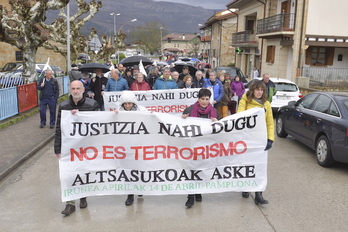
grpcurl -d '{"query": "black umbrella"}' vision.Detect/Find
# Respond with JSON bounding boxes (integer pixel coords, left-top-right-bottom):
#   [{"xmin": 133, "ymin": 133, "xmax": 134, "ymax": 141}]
[
  {"xmin": 78, "ymin": 63, "xmax": 110, "ymax": 73},
  {"xmin": 174, "ymin": 63, "xmax": 197, "ymax": 76},
  {"xmin": 119, "ymin": 56, "xmax": 153, "ymax": 67}
]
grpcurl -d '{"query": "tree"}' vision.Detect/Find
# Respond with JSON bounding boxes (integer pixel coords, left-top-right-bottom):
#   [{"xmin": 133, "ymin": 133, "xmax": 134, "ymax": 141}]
[
  {"xmin": 129, "ymin": 21, "xmax": 165, "ymax": 55},
  {"xmin": 0, "ymin": 0, "xmax": 101, "ymax": 83},
  {"xmin": 41, "ymin": 0, "xmax": 102, "ymax": 64}
]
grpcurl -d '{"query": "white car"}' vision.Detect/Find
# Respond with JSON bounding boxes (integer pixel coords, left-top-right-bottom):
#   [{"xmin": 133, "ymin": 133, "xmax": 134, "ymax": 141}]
[{"xmin": 245, "ymin": 78, "xmax": 303, "ymax": 111}]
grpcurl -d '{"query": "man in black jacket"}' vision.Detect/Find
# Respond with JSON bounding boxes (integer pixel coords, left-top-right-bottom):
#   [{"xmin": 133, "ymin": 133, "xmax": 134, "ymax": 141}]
[
  {"xmin": 37, "ymin": 70, "xmax": 59, "ymax": 128},
  {"xmin": 54, "ymin": 80, "xmax": 99, "ymax": 216}
]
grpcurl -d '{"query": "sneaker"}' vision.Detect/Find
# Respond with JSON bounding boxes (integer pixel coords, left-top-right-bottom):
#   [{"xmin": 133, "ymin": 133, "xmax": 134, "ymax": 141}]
[
  {"xmin": 39, "ymin": 124, "xmax": 45, "ymax": 128},
  {"xmin": 50, "ymin": 125, "xmax": 55, "ymax": 129}
]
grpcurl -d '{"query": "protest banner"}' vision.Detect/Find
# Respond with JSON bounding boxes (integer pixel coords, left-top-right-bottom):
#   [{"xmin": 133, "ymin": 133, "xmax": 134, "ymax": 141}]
[
  {"xmin": 59, "ymin": 107, "xmax": 268, "ymax": 201},
  {"xmin": 103, "ymin": 88, "xmax": 212, "ymax": 113}
]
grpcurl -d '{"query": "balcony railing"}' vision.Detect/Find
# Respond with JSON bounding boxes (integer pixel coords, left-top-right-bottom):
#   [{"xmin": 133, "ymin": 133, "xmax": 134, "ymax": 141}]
[
  {"xmin": 232, "ymin": 30, "xmax": 256, "ymax": 44},
  {"xmin": 257, "ymin": 13, "xmax": 295, "ymax": 34},
  {"xmin": 302, "ymin": 67, "xmax": 348, "ymax": 88}
]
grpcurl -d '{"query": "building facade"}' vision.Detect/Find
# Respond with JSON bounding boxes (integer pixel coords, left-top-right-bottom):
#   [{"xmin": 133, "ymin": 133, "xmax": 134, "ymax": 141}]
[
  {"xmin": 200, "ymin": 10, "xmax": 237, "ymax": 68},
  {"xmin": 162, "ymin": 33, "xmax": 201, "ymax": 57},
  {"xmin": 226, "ymin": 0, "xmax": 348, "ymax": 87}
]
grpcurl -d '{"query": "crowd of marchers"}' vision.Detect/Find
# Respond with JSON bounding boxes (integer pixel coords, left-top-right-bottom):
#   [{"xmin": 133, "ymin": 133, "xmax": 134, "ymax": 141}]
[{"xmin": 36, "ymin": 59, "xmax": 276, "ymax": 216}]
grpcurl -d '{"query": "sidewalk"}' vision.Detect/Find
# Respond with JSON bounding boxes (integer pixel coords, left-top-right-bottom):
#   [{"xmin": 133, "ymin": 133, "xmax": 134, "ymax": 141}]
[{"xmin": 0, "ymin": 109, "xmax": 55, "ymax": 181}]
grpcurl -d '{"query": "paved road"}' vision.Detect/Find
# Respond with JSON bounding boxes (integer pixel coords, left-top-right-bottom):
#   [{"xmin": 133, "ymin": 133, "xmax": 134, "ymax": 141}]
[{"xmin": 1, "ymin": 135, "xmax": 348, "ymax": 231}]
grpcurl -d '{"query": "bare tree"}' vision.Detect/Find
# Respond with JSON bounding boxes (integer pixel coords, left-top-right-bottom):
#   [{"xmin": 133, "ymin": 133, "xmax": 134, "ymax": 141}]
[
  {"xmin": 41, "ymin": 0, "xmax": 102, "ymax": 63},
  {"xmin": 129, "ymin": 22, "xmax": 165, "ymax": 55},
  {"xmin": 0, "ymin": 0, "xmax": 101, "ymax": 83}
]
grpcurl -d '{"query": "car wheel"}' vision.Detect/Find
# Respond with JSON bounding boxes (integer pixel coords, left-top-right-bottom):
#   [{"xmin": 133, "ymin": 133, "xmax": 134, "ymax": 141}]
[
  {"xmin": 316, "ymin": 135, "xmax": 334, "ymax": 167},
  {"xmin": 276, "ymin": 114, "xmax": 288, "ymax": 138}
]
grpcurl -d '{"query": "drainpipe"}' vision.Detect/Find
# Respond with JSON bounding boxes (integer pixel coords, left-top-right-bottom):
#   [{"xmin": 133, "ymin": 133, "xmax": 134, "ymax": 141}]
[
  {"xmin": 228, "ymin": 9, "xmax": 238, "ymax": 67},
  {"xmin": 297, "ymin": 0, "xmax": 306, "ymax": 77},
  {"xmin": 256, "ymin": 0, "xmax": 267, "ymax": 75}
]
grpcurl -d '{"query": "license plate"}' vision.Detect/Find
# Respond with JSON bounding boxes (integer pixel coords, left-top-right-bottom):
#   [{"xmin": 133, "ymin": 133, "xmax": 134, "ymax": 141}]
[{"xmin": 277, "ymin": 96, "xmax": 289, "ymax": 100}]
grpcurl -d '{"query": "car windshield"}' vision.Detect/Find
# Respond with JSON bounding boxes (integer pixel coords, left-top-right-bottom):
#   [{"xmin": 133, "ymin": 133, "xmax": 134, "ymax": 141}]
[{"xmin": 275, "ymin": 82, "xmax": 298, "ymax": 92}]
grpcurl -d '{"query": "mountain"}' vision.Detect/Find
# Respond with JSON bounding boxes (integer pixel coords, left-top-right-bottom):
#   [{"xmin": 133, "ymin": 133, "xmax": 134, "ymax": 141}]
[{"xmin": 68, "ymin": 0, "xmax": 218, "ymax": 36}]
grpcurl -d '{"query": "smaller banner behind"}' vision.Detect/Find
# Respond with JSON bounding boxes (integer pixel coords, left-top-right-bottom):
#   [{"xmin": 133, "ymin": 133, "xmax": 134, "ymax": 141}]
[
  {"xmin": 103, "ymin": 88, "xmax": 213, "ymax": 113},
  {"xmin": 59, "ymin": 107, "xmax": 268, "ymax": 201}
]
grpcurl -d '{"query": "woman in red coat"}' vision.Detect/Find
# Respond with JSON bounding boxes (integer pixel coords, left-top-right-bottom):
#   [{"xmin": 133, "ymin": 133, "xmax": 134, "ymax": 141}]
[{"xmin": 130, "ymin": 72, "xmax": 151, "ymax": 91}]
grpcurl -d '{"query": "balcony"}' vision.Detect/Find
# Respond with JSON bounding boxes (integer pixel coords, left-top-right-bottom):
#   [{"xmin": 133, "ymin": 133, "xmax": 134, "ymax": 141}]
[
  {"xmin": 232, "ymin": 30, "xmax": 257, "ymax": 47},
  {"xmin": 257, "ymin": 13, "xmax": 295, "ymax": 38}
]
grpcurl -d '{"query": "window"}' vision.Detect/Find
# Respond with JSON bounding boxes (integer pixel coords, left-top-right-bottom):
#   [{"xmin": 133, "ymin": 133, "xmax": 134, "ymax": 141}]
[
  {"xmin": 15, "ymin": 51, "xmax": 23, "ymax": 61},
  {"xmin": 312, "ymin": 95, "xmax": 331, "ymax": 113},
  {"xmin": 266, "ymin": 46, "xmax": 275, "ymax": 63},
  {"xmin": 305, "ymin": 46, "xmax": 334, "ymax": 66},
  {"xmin": 299, "ymin": 93, "xmax": 318, "ymax": 109}
]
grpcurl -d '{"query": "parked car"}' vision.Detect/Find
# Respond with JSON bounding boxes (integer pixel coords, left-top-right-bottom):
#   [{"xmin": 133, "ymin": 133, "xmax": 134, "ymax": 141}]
[
  {"xmin": 245, "ymin": 78, "xmax": 303, "ymax": 112},
  {"xmin": 1, "ymin": 62, "xmax": 23, "ymax": 72},
  {"xmin": 213, "ymin": 67, "xmax": 248, "ymax": 83},
  {"xmin": 51, "ymin": 65, "xmax": 65, "ymax": 77},
  {"xmin": 275, "ymin": 91, "xmax": 348, "ymax": 167},
  {"xmin": 0, "ymin": 63, "xmax": 53, "ymax": 88}
]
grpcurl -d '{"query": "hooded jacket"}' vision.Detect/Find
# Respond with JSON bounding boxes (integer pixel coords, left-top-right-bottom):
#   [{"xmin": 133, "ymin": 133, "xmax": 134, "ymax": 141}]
[{"xmin": 118, "ymin": 91, "xmax": 147, "ymax": 111}]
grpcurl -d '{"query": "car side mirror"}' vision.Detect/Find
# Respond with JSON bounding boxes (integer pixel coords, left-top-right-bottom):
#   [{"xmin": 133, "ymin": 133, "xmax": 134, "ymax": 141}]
[{"xmin": 288, "ymin": 101, "xmax": 297, "ymax": 106}]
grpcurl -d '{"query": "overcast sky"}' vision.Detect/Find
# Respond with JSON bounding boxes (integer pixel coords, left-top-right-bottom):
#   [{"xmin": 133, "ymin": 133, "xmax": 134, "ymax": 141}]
[{"xmin": 152, "ymin": 0, "xmax": 229, "ymax": 10}]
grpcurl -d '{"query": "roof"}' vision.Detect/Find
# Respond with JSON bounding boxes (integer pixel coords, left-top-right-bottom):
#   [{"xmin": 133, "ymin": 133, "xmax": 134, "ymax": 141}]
[
  {"xmin": 201, "ymin": 10, "xmax": 237, "ymax": 28},
  {"xmin": 226, "ymin": 0, "xmax": 255, "ymax": 8},
  {"xmin": 163, "ymin": 34, "xmax": 199, "ymax": 41}
]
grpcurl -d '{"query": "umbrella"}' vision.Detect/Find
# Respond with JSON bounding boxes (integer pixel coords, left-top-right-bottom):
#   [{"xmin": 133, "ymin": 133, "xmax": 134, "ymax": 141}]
[
  {"xmin": 190, "ymin": 58, "xmax": 201, "ymax": 62},
  {"xmin": 78, "ymin": 63, "xmax": 110, "ymax": 73},
  {"xmin": 157, "ymin": 61, "xmax": 168, "ymax": 66},
  {"xmin": 119, "ymin": 56, "xmax": 153, "ymax": 67},
  {"xmin": 174, "ymin": 63, "xmax": 197, "ymax": 76}
]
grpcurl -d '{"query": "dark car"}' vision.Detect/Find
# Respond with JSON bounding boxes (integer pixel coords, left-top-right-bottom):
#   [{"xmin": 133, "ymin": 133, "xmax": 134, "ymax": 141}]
[
  {"xmin": 213, "ymin": 67, "xmax": 248, "ymax": 83},
  {"xmin": 275, "ymin": 92, "xmax": 348, "ymax": 167}
]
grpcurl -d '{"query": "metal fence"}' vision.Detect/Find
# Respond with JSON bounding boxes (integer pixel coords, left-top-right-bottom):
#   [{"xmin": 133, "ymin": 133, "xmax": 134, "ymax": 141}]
[
  {"xmin": 0, "ymin": 76, "xmax": 69, "ymax": 122},
  {"xmin": 302, "ymin": 67, "xmax": 348, "ymax": 88},
  {"xmin": 0, "ymin": 87, "xmax": 18, "ymax": 121}
]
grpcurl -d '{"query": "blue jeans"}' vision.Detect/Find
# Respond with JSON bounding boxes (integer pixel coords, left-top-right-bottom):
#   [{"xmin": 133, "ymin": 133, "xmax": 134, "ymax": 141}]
[{"xmin": 40, "ymin": 97, "xmax": 57, "ymax": 126}]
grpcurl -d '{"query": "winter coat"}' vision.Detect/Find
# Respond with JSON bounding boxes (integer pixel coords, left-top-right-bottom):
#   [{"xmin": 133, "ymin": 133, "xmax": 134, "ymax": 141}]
[
  {"xmin": 237, "ymin": 94, "xmax": 274, "ymax": 141},
  {"xmin": 54, "ymin": 95, "xmax": 99, "ymax": 154},
  {"xmin": 219, "ymin": 80, "xmax": 232, "ymax": 106},
  {"xmin": 89, "ymin": 75, "xmax": 108, "ymax": 107},
  {"xmin": 153, "ymin": 76, "xmax": 178, "ymax": 90},
  {"xmin": 230, "ymin": 80, "xmax": 245, "ymax": 98},
  {"xmin": 203, "ymin": 79, "xmax": 224, "ymax": 102},
  {"xmin": 264, "ymin": 80, "xmax": 277, "ymax": 103},
  {"xmin": 130, "ymin": 80, "xmax": 151, "ymax": 91},
  {"xmin": 105, "ymin": 77, "xmax": 129, "ymax": 92}
]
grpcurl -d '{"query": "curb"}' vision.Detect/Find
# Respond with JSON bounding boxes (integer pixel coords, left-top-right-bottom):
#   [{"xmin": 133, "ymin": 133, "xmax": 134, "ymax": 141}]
[{"xmin": 0, "ymin": 133, "xmax": 55, "ymax": 182}]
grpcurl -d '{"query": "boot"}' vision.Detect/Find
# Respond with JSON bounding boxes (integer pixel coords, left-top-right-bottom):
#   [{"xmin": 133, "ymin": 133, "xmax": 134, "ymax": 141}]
[
  {"xmin": 61, "ymin": 204, "xmax": 75, "ymax": 216},
  {"xmin": 195, "ymin": 194, "xmax": 202, "ymax": 202},
  {"xmin": 242, "ymin": 192, "xmax": 250, "ymax": 198},
  {"xmin": 125, "ymin": 195, "xmax": 134, "ymax": 206},
  {"xmin": 80, "ymin": 197, "xmax": 88, "ymax": 208},
  {"xmin": 254, "ymin": 192, "xmax": 268, "ymax": 205},
  {"xmin": 185, "ymin": 195, "xmax": 194, "ymax": 208}
]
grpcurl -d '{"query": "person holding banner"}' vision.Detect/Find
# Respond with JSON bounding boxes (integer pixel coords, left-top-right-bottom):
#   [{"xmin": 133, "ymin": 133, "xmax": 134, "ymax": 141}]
[
  {"xmin": 182, "ymin": 88, "xmax": 218, "ymax": 208},
  {"xmin": 237, "ymin": 79, "xmax": 274, "ymax": 205},
  {"xmin": 54, "ymin": 80, "xmax": 100, "ymax": 216},
  {"xmin": 113, "ymin": 91, "xmax": 147, "ymax": 206}
]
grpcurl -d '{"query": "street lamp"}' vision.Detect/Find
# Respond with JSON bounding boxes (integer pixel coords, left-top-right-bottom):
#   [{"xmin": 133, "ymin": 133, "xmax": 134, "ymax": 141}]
[
  {"xmin": 110, "ymin": 12, "xmax": 120, "ymax": 36},
  {"xmin": 118, "ymin": 18, "xmax": 137, "ymax": 34},
  {"xmin": 160, "ymin": 27, "xmax": 163, "ymax": 56}
]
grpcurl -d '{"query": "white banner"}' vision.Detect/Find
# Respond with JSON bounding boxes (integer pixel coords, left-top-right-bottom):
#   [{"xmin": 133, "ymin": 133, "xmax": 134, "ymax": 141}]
[
  {"xmin": 59, "ymin": 108, "xmax": 268, "ymax": 201},
  {"xmin": 103, "ymin": 88, "xmax": 213, "ymax": 113}
]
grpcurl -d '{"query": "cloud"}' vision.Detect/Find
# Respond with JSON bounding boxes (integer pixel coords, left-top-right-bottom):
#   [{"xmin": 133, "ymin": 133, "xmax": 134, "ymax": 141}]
[{"xmin": 153, "ymin": 0, "xmax": 227, "ymax": 10}]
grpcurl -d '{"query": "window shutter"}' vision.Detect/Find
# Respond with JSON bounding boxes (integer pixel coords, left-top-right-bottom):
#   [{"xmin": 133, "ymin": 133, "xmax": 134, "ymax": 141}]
[
  {"xmin": 326, "ymin": 47, "xmax": 334, "ymax": 65},
  {"xmin": 305, "ymin": 47, "xmax": 312, "ymax": 65}
]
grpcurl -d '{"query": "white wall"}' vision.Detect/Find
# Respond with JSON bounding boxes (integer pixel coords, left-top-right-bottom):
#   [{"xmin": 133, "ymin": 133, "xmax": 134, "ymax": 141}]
[
  {"xmin": 307, "ymin": 0, "xmax": 348, "ymax": 36},
  {"xmin": 332, "ymin": 48, "xmax": 348, "ymax": 68}
]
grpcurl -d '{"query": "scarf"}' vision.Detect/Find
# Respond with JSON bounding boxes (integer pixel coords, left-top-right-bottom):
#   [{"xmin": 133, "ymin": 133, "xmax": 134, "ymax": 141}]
[{"xmin": 190, "ymin": 101, "xmax": 217, "ymax": 118}]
